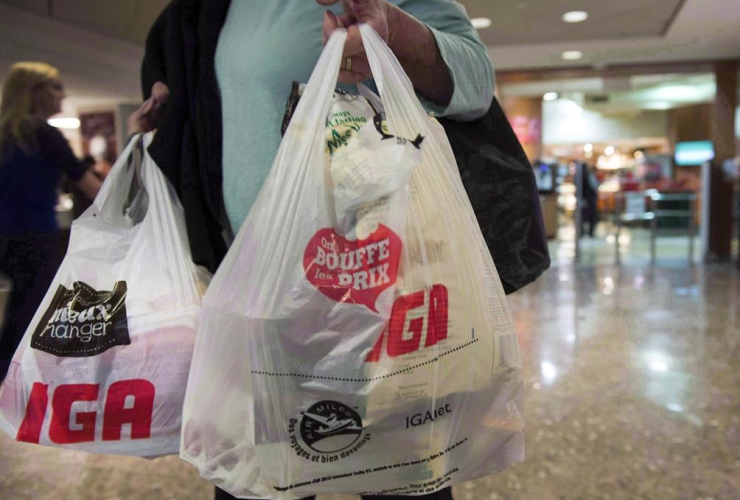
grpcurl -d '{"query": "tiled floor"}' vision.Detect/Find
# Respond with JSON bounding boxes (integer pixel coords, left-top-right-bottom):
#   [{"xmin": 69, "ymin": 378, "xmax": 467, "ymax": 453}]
[{"xmin": 1, "ymin": 226, "xmax": 739, "ymax": 500}]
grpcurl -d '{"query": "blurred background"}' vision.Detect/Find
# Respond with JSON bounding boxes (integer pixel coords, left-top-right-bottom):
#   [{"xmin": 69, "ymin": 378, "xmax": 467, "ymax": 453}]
[{"xmin": 1, "ymin": 1, "xmax": 739, "ymax": 500}]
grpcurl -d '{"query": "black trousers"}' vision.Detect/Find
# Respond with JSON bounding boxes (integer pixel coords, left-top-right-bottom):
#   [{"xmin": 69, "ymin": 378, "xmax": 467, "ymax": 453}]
[
  {"xmin": 0, "ymin": 233, "xmax": 61, "ymax": 381},
  {"xmin": 579, "ymin": 201, "xmax": 599, "ymax": 238},
  {"xmin": 215, "ymin": 487, "xmax": 454, "ymax": 500}
]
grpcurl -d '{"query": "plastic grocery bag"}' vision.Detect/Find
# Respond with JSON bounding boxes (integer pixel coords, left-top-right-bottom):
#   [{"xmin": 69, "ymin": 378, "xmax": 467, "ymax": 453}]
[
  {"xmin": 180, "ymin": 26, "xmax": 523, "ymax": 498},
  {"xmin": 0, "ymin": 133, "xmax": 204, "ymax": 457}
]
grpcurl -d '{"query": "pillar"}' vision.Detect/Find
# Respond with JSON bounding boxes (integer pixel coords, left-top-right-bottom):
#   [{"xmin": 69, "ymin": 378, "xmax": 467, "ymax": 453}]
[{"xmin": 706, "ymin": 61, "xmax": 738, "ymax": 262}]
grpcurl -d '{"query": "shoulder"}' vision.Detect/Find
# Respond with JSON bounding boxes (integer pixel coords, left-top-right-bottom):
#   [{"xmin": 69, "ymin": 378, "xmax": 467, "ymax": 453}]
[
  {"xmin": 35, "ymin": 122, "xmax": 68, "ymax": 148},
  {"xmin": 2, "ymin": 121, "xmax": 63, "ymax": 160},
  {"xmin": 35, "ymin": 122, "xmax": 78, "ymax": 165}
]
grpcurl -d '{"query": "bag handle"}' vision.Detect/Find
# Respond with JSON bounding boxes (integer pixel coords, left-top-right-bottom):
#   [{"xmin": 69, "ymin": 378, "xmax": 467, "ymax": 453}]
[
  {"xmin": 138, "ymin": 133, "xmax": 200, "ymax": 308},
  {"xmin": 358, "ymin": 24, "xmax": 433, "ymax": 140},
  {"xmin": 85, "ymin": 133, "xmax": 199, "ymax": 309},
  {"xmin": 283, "ymin": 29, "xmax": 348, "ymax": 154},
  {"xmin": 282, "ymin": 26, "xmax": 434, "ymax": 160},
  {"xmin": 90, "ymin": 134, "xmax": 145, "ymax": 226}
]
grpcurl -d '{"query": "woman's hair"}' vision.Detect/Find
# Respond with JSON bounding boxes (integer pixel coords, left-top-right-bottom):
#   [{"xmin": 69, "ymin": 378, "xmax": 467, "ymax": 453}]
[{"xmin": 0, "ymin": 62, "xmax": 59, "ymax": 156}]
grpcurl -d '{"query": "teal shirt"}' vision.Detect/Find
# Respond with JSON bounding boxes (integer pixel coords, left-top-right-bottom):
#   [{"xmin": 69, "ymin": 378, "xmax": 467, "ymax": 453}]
[{"xmin": 216, "ymin": 0, "xmax": 494, "ymax": 234}]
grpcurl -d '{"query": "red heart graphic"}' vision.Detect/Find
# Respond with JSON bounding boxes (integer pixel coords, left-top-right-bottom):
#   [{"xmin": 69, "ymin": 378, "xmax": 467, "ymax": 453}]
[{"xmin": 303, "ymin": 225, "xmax": 402, "ymax": 313}]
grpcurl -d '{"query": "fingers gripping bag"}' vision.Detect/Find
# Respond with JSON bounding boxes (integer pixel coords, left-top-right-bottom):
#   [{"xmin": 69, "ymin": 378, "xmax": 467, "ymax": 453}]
[
  {"xmin": 0, "ymin": 133, "xmax": 205, "ymax": 457},
  {"xmin": 180, "ymin": 26, "xmax": 523, "ymax": 499}
]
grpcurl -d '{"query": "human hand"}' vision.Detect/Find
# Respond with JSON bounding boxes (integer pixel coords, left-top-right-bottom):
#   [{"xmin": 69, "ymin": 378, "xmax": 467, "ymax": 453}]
[
  {"xmin": 126, "ymin": 82, "xmax": 170, "ymax": 135},
  {"xmin": 316, "ymin": 0, "xmax": 396, "ymax": 83}
]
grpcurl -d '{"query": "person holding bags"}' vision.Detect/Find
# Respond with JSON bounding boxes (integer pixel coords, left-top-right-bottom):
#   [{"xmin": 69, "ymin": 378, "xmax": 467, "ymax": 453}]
[
  {"xmin": 130, "ymin": 0, "xmax": 494, "ymax": 271},
  {"xmin": 126, "ymin": 1, "xmax": 540, "ymax": 499}
]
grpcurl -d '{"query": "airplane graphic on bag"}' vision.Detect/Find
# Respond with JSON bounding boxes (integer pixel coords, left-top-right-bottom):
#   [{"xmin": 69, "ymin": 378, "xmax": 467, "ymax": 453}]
[{"xmin": 301, "ymin": 411, "xmax": 362, "ymax": 437}]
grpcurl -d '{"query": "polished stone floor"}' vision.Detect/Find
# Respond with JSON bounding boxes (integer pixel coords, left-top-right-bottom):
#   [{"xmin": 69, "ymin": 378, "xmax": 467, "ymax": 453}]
[{"xmin": 1, "ymin": 226, "xmax": 739, "ymax": 500}]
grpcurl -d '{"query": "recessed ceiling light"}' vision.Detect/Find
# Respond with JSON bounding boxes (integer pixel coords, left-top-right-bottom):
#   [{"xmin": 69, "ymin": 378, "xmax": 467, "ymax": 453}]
[
  {"xmin": 649, "ymin": 360, "xmax": 669, "ymax": 372},
  {"xmin": 48, "ymin": 117, "xmax": 80, "ymax": 129},
  {"xmin": 584, "ymin": 143, "xmax": 593, "ymax": 153},
  {"xmin": 652, "ymin": 85, "xmax": 702, "ymax": 101},
  {"xmin": 563, "ymin": 11, "xmax": 588, "ymax": 23},
  {"xmin": 471, "ymin": 17, "xmax": 492, "ymax": 29},
  {"xmin": 561, "ymin": 50, "xmax": 583, "ymax": 61},
  {"xmin": 643, "ymin": 101, "xmax": 673, "ymax": 110},
  {"xmin": 543, "ymin": 92, "xmax": 559, "ymax": 101},
  {"xmin": 605, "ymin": 146, "xmax": 615, "ymax": 156}
]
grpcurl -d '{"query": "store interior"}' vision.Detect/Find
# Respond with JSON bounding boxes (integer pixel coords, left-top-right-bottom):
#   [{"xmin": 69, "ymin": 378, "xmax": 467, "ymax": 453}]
[{"xmin": 498, "ymin": 70, "xmax": 740, "ymax": 265}]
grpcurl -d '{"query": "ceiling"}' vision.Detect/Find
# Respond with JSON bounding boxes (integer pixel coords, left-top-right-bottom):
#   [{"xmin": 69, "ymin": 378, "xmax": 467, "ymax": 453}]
[
  {"xmin": 0, "ymin": 4, "xmax": 143, "ymax": 111},
  {"xmin": 0, "ymin": 0, "xmax": 701, "ymax": 49},
  {"xmin": 0, "ymin": 0, "xmax": 738, "ymax": 112},
  {"xmin": 481, "ymin": 0, "xmax": 740, "ymax": 70},
  {"xmin": 1, "ymin": 0, "xmax": 739, "ymax": 67},
  {"xmin": 0, "ymin": 0, "xmax": 169, "ymax": 46},
  {"xmin": 461, "ymin": 0, "xmax": 685, "ymax": 46}
]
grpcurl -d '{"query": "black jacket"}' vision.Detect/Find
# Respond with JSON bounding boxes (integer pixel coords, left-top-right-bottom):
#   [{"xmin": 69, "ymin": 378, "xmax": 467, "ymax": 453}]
[{"xmin": 142, "ymin": 0, "xmax": 232, "ymax": 272}]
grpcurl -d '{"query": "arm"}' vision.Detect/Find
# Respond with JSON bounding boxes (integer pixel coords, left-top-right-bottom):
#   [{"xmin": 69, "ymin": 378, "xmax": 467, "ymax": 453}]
[
  {"xmin": 394, "ymin": 0, "xmax": 495, "ymax": 120},
  {"xmin": 36, "ymin": 124, "xmax": 101, "ymax": 200},
  {"xmin": 141, "ymin": 3, "xmax": 171, "ymax": 100},
  {"xmin": 385, "ymin": 4, "xmax": 453, "ymax": 108},
  {"xmin": 128, "ymin": 3, "xmax": 172, "ymax": 135},
  {"xmin": 74, "ymin": 170, "xmax": 103, "ymax": 201}
]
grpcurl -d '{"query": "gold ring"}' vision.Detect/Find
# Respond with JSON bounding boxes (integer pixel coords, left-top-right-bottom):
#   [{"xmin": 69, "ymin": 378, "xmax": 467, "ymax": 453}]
[{"xmin": 345, "ymin": 57, "xmax": 352, "ymax": 72}]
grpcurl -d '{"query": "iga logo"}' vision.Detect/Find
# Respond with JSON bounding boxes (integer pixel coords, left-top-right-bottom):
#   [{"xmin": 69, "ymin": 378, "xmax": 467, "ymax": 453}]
[
  {"xmin": 300, "ymin": 401, "xmax": 363, "ymax": 454},
  {"xmin": 303, "ymin": 225, "xmax": 401, "ymax": 312},
  {"xmin": 366, "ymin": 284, "xmax": 449, "ymax": 362},
  {"xmin": 16, "ymin": 380, "xmax": 154, "ymax": 444}
]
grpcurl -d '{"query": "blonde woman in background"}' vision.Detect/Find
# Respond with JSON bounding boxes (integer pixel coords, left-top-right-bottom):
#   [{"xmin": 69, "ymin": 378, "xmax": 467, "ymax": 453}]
[{"xmin": 0, "ymin": 62, "xmax": 100, "ymax": 382}]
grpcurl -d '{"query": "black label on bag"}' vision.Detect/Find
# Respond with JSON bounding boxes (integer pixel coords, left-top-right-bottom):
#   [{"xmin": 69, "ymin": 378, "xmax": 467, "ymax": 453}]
[
  {"xmin": 300, "ymin": 401, "xmax": 364, "ymax": 453},
  {"xmin": 31, "ymin": 281, "xmax": 130, "ymax": 357}
]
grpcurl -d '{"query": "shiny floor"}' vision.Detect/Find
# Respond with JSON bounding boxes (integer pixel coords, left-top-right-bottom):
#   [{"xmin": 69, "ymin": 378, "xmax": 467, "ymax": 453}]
[{"xmin": 1, "ymin": 225, "xmax": 739, "ymax": 500}]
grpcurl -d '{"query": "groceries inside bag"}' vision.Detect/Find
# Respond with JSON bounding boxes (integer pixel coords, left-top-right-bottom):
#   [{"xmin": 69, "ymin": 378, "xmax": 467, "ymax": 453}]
[
  {"xmin": 180, "ymin": 26, "xmax": 523, "ymax": 499},
  {"xmin": 0, "ymin": 133, "xmax": 206, "ymax": 457}
]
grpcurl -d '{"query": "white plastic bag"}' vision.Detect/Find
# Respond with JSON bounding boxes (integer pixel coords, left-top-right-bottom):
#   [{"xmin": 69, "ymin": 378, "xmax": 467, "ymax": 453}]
[
  {"xmin": 0, "ymin": 133, "xmax": 204, "ymax": 457},
  {"xmin": 180, "ymin": 26, "xmax": 523, "ymax": 498}
]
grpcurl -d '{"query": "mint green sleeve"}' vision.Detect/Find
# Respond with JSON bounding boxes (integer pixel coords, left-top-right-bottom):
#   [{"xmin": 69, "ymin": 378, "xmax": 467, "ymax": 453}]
[{"xmin": 394, "ymin": 0, "xmax": 495, "ymax": 121}]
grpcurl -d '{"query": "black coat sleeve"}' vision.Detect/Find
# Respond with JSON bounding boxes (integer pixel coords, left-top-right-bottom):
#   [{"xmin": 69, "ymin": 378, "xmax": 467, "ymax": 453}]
[
  {"xmin": 141, "ymin": 2, "xmax": 172, "ymax": 99},
  {"xmin": 137, "ymin": 0, "xmax": 232, "ymax": 273}
]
